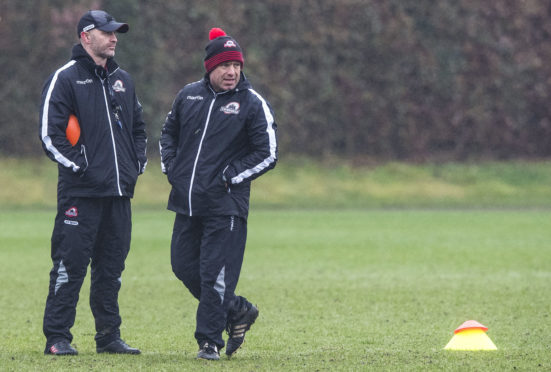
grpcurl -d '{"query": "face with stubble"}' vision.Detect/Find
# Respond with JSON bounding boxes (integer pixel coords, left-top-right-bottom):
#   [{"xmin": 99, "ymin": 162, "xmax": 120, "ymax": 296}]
[
  {"xmin": 209, "ymin": 61, "xmax": 241, "ymax": 92},
  {"xmin": 81, "ymin": 29, "xmax": 118, "ymax": 65}
]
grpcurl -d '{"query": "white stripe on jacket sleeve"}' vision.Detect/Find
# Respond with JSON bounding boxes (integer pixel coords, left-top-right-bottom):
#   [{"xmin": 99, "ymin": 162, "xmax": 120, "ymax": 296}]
[
  {"xmin": 41, "ymin": 60, "xmax": 81, "ymax": 172},
  {"xmin": 231, "ymin": 89, "xmax": 277, "ymax": 184}
]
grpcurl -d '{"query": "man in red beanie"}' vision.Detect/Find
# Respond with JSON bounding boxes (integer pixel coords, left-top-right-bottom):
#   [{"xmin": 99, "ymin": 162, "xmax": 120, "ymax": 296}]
[{"xmin": 160, "ymin": 28, "xmax": 278, "ymax": 360}]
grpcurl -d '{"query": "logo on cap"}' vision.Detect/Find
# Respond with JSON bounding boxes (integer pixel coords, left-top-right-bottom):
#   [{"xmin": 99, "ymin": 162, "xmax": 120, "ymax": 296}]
[
  {"xmin": 83, "ymin": 24, "xmax": 95, "ymax": 32},
  {"xmin": 224, "ymin": 40, "xmax": 237, "ymax": 48}
]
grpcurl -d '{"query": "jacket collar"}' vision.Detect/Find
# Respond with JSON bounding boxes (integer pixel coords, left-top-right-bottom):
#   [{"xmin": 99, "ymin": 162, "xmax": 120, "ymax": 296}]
[{"xmin": 71, "ymin": 44, "xmax": 119, "ymax": 76}]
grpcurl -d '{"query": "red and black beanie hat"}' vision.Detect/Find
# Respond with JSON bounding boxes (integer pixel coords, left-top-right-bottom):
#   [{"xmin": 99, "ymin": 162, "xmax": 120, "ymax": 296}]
[{"xmin": 204, "ymin": 28, "xmax": 244, "ymax": 73}]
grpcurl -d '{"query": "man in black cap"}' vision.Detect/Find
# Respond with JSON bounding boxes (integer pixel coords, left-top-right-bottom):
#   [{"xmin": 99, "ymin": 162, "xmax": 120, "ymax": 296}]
[
  {"xmin": 39, "ymin": 10, "xmax": 146, "ymax": 355},
  {"xmin": 160, "ymin": 28, "xmax": 278, "ymax": 360}
]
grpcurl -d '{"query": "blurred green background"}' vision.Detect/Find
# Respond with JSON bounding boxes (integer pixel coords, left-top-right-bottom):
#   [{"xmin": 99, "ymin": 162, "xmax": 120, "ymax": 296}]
[
  {"xmin": 2, "ymin": 157, "xmax": 551, "ymax": 209},
  {"xmin": 2, "ymin": 0, "xmax": 551, "ymax": 164},
  {"xmin": 1, "ymin": 1, "xmax": 551, "ymax": 209}
]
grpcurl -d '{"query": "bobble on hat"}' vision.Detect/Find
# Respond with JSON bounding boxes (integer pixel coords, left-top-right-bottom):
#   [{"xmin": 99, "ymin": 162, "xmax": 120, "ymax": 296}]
[
  {"xmin": 209, "ymin": 28, "xmax": 227, "ymax": 40},
  {"xmin": 204, "ymin": 27, "xmax": 244, "ymax": 73}
]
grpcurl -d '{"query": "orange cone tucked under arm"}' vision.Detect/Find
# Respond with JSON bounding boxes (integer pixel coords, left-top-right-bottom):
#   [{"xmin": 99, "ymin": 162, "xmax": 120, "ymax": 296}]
[{"xmin": 444, "ymin": 320, "xmax": 497, "ymax": 350}]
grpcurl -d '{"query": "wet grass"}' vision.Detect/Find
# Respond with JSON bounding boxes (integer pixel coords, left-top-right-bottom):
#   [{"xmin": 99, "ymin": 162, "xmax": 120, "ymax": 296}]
[{"xmin": 1, "ymin": 209, "xmax": 550, "ymax": 371}]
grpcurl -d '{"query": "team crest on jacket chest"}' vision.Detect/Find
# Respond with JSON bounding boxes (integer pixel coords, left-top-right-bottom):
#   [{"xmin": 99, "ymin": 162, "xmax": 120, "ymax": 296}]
[
  {"xmin": 220, "ymin": 102, "xmax": 240, "ymax": 115},
  {"xmin": 112, "ymin": 80, "xmax": 126, "ymax": 92}
]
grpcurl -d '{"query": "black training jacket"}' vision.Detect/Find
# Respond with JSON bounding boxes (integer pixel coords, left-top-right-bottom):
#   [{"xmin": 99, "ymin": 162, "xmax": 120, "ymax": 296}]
[
  {"xmin": 39, "ymin": 44, "xmax": 147, "ymax": 198},
  {"xmin": 159, "ymin": 74, "xmax": 277, "ymax": 217}
]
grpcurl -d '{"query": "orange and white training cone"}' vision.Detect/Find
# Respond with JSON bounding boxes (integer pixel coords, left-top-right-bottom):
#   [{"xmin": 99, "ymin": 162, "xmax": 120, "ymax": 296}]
[{"xmin": 444, "ymin": 320, "xmax": 497, "ymax": 350}]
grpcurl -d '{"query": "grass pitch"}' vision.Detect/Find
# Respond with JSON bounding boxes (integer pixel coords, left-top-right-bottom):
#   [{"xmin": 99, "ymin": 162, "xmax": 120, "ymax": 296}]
[
  {"xmin": 1, "ymin": 209, "xmax": 550, "ymax": 371},
  {"xmin": 3, "ymin": 157, "xmax": 551, "ymax": 209}
]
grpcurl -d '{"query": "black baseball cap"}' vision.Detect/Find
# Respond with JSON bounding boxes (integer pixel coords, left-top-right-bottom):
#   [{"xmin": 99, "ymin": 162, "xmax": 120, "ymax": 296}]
[{"xmin": 77, "ymin": 10, "xmax": 129, "ymax": 38}]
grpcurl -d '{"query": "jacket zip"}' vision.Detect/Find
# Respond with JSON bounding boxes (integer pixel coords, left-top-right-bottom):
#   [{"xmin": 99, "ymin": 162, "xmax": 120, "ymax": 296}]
[
  {"xmin": 188, "ymin": 96, "xmax": 216, "ymax": 216},
  {"xmin": 100, "ymin": 78, "xmax": 123, "ymax": 196}
]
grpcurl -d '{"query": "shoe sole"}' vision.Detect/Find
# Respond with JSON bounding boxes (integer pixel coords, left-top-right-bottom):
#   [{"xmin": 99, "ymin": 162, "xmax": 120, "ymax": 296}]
[
  {"xmin": 96, "ymin": 349, "xmax": 141, "ymax": 354},
  {"xmin": 197, "ymin": 355, "xmax": 220, "ymax": 360},
  {"xmin": 197, "ymin": 351, "xmax": 220, "ymax": 360}
]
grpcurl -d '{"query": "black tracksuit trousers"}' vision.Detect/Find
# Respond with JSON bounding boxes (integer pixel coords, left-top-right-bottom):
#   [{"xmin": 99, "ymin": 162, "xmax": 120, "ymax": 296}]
[
  {"xmin": 170, "ymin": 214, "xmax": 249, "ymax": 349},
  {"xmin": 43, "ymin": 196, "xmax": 131, "ymax": 350}
]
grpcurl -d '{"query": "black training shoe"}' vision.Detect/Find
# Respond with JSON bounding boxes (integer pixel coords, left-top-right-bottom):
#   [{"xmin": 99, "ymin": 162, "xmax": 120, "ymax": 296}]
[
  {"xmin": 97, "ymin": 339, "xmax": 141, "ymax": 354},
  {"xmin": 225, "ymin": 303, "xmax": 259, "ymax": 357},
  {"xmin": 44, "ymin": 341, "xmax": 78, "ymax": 355},
  {"xmin": 197, "ymin": 341, "xmax": 220, "ymax": 360}
]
